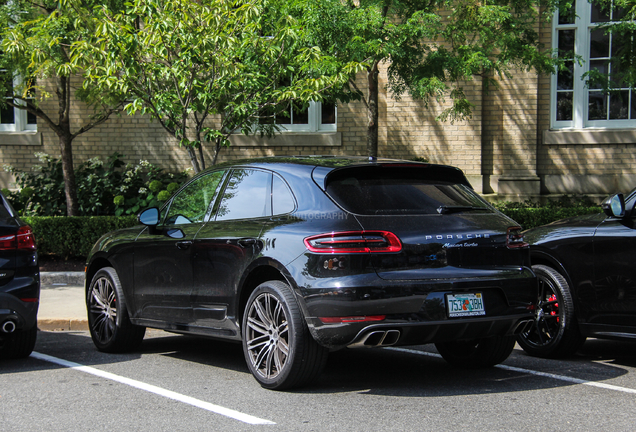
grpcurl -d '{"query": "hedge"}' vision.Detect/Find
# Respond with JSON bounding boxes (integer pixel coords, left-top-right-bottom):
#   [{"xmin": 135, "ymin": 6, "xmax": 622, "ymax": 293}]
[
  {"xmin": 23, "ymin": 215, "xmax": 138, "ymax": 259},
  {"xmin": 498, "ymin": 206, "xmax": 602, "ymax": 230},
  {"xmin": 23, "ymin": 206, "xmax": 603, "ymax": 259}
]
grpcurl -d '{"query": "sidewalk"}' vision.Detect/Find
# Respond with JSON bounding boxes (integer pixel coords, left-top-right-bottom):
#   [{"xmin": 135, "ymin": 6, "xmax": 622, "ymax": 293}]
[{"xmin": 39, "ymin": 272, "xmax": 87, "ymax": 331}]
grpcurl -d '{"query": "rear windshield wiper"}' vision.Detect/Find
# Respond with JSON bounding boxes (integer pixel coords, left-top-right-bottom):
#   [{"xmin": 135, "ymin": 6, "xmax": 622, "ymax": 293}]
[{"xmin": 437, "ymin": 205, "xmax": 490, "ymax": 214}]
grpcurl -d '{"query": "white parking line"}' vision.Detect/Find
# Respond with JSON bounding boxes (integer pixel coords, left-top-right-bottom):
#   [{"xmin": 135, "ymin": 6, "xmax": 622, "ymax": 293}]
[
  {"xmin": 388, "ymin": 347, "xmax": 636, "ymax": 395},
  {"xmin": 30, "ymin": 352, "xmax": 276, "ymax": 425}
]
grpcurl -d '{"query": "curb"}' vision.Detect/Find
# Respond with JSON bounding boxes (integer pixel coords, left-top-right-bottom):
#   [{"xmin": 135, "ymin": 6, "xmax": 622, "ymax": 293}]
[
  {"xmin": 40, "ymin": 271, "xmax": 85, "ymax": 286},
  {"xmin": 38, "ymin": 318, "xmax": 88, "ymax": 332},
  {"xmin": 39, "ymin": 271, "xmax": 87, "ymax": 331}
]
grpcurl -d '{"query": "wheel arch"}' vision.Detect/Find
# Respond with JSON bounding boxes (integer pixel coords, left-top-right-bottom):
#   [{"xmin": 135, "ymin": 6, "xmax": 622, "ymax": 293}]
[
  {"xmin": 85, "ymin": 255, "xmax": 112, "ymax": 293},
  {"xmin": 530, "ymin": 250, "xmax": 574, "ymax": 288},
  {"xmin": 530, "ymin": 249, "xmax": 585, "ymax": 317},
  {"xmin": 237, "ymin": 259, "xmax": 300, "ymax": 328}
]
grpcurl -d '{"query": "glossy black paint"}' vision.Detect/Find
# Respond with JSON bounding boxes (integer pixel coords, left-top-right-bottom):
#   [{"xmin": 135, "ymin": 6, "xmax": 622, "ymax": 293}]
[
  {"xmin": 524, "ymin": 188, "xmax": 636, "ymax": 341},
  {"xmin": 86, "ymin": 157, "xmax": 536, "ymax": 349},
  {"xmin": 0, "ymin": 192, "xmax": 39, "ymax": 347}
]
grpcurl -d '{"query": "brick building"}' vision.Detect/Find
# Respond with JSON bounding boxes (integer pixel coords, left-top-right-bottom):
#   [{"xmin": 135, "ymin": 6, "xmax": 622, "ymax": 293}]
[{"xmin": 2, "ymin": 4, "xmax": 634, "ymax": 201}]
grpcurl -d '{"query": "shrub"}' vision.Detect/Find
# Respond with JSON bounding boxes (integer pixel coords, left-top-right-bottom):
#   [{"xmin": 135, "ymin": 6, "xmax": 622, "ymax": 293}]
[
  {"xmin": 3, "ymin": 153, "xmax": 189, "ymax": 217},
  {"xmin": 492, "ymin": 196, "xmax": 602, "ymax": 230},
  {"xmin": 497, "ymin": 206, "xmax": 602, "ymax": 230},
  {"xmin": 23, "ymin": 215, "xmax": 139, "ymax": 259}
]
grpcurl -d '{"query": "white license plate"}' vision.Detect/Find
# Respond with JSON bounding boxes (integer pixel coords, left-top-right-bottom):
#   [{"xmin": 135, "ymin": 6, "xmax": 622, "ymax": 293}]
[{"xmin": 446, "ymin": 293, "xmax": 486, "ymax": 317}]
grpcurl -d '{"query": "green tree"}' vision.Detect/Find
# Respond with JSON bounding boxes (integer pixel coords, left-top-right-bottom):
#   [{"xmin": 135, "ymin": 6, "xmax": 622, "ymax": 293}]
[
  {"xmin": 283, "ymin": 0, "xmax": 561, "ymax": 158},
  {"xmin": 0, "ymin": 0, "xmax": 127, "ymax": 216},
  {"xmin": 74, "ymin": 0, "xmax": 361, "ymax": 172}
]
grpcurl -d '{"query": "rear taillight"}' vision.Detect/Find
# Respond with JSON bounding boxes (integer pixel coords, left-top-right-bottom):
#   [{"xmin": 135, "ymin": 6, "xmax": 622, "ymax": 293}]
[
  {"xmin": 304, "ymin": 231, "xmax": 402, "ymax": 253},
  {"xmin": 506, "ymin": 226, "xmax": 528, "ymax": 249},
  {"xmin": 0, "ymin": 226, "xmax": 37, "ymax": 251}
]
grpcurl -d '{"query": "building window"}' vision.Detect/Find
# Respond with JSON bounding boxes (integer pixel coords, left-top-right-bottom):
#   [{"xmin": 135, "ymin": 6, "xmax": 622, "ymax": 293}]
[
  {"xmin": 260, "ymin": 100, "xmax": 336, "ymax": 132},
  {"xmin": 0, "ymin": 72, "xmax": 36, "ymax": 132},
  {"xmin": 552, "ymin": 1, "xmax": 636, "ymax": 129}
]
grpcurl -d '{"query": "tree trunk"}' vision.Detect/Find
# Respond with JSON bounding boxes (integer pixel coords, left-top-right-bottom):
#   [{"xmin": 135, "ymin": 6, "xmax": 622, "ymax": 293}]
[
  {"xmin": 366, "ymin": 64, "xmax": 380, "ymax": 159},
  {"xmin": 187, "ymin": 146, "xmax": 201, "ymax": 173},
  {"xmin": 212, "ymin": 139, "xmax": 222, "ymax": 166},
  {"xmin": 58, "ymin": 133, "xmax": 79, "ymax": 216}
]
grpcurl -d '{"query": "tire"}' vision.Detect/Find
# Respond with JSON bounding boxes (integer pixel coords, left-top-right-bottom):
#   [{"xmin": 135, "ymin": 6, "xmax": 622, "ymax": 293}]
[
  {"xmin": 1, "ymin": 326, "xmax": 37, "ymax": 359},
  {"xmin": 242, "ymin": 280, "xmax": 328, "ymax": 390},
  {"xmin": 517, "ymin": 264, "xmax": 586, "ymax": 358},
  {"xmin": 435, "ymin": 335, "xmax": 517, "ymax": 368},
  {"xmin": 87, "ymin": 267, "xmax": 145, "ymax": 353}
]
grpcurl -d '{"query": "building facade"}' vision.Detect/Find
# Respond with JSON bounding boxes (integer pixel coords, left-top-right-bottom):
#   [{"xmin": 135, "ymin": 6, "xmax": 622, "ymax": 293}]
[{"xmin": 1, "ymin": 4, "xmax": 635, "ymax": 201}]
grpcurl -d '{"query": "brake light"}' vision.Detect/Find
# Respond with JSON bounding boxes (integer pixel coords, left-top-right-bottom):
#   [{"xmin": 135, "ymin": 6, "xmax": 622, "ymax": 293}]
[
  {"xmin": 319, "ymin": 315, "xmax": 386, "ymax": 324},
  {"xmin": 304, "ymin": 231, "xmax": 402, "ymax": 253},
  {"xmin": 0, "ymin": 226, "xmax": 37, "ymax": 251},
  {"xmin": 506, "ymin": 226, "xmax": 528, "ymax": 249}
]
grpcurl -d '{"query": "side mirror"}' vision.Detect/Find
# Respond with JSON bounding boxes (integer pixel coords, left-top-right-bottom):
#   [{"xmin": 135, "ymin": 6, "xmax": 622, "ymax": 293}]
[
  {"xmin": 139, "ymin": 207, "xmax": 160, "ymax": 226},
  {"xmin": 165, "ymin": 228, "xmax": 185, "ymax": 239},
  {"xmin": 602, "ymin": 193, "xmax": 625, "ymax": 218}
]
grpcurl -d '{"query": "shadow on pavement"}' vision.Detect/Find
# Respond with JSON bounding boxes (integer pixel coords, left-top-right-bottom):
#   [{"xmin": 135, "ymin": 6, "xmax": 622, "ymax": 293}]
[{"xmin": 7, "ymin": 330, "xmax": 635, "ymax": 397}]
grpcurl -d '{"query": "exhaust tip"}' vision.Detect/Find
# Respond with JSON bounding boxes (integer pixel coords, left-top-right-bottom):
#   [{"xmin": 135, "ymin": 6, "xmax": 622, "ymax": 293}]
[
  {"xmin": 348, "ymin": 329, "xmax": 401, "ymax": 348},
  {"xmin": 2, "ymin": 320, "xmax": 16, "ymax": 334}
]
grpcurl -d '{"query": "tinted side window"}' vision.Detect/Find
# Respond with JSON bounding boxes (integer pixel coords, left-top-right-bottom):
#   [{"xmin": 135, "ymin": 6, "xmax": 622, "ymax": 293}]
[
  {"xmin": 272, "ymin": 175, "xmax": 295, "ymax": 215},
  {"xmin": 165, "ymin": 170, "xmax": 225, "ymax": 225},
  {"xmin": 216, "ymin": 169, "xmax": 270, "ymax": 221}
]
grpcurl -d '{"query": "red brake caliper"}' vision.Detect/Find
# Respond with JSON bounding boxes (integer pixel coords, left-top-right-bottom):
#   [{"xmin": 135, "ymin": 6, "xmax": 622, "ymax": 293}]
[{"xmin": 548, "ymin": 294, "xmax": 559, "ymax": 322}]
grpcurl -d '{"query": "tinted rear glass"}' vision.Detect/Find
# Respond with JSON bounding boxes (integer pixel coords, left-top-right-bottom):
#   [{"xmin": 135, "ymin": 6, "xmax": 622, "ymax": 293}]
[{"xmin": 325, "ymin": 166, "xmax": 493, "ymax": 215}]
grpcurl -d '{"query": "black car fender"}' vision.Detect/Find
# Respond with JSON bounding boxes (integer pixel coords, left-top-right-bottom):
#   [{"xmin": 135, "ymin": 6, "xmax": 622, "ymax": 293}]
[
  {"xmin": 529, "ymin": 247, "xmax": 583, "ymax": 310},
  {"xmin": 235, "ymin": 256, "xmax": 307, "ymax": 324}
]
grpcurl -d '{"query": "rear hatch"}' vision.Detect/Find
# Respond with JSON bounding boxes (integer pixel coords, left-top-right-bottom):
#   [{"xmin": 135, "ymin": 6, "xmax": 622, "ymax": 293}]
[
  {"xmin": 0, "ymin": 210, "xmax": 19, "ymax": 286},
  {"xmin": 322, "ymin": 164, "xmax": 529, "ymax": 280}
]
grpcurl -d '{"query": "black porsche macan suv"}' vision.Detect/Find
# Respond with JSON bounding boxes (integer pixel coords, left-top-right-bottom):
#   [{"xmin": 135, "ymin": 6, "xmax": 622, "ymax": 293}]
[
  {"xmin": 85, "ymin": 156, "xmax": 536, "ymax": 389},
  {"xmin": 0, "ymin": 191, "xmax": 39, "ymax": 359}
]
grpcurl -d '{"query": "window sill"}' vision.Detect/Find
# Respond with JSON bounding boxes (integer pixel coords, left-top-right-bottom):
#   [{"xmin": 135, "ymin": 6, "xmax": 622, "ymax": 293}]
[
  {"xmin": 0, "ymin": 131, "xmax": 42, "ymax": 146},
  {"xmin": 230, "ymin": 132, "xmax": 341, "ymax": 147},
  {"xmin": 544, "ymin": 129, "xmax": 636, "ymax": 145}
]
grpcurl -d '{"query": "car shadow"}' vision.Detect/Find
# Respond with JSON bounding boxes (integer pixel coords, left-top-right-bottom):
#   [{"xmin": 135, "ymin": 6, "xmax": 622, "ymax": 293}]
[
  {"xmin": 12, "ymin": 330, "xmax": 636, "ymax": 397},
  {"xmin": 576, "ymin": 338, "xmax": 636, "ymax": 368}
]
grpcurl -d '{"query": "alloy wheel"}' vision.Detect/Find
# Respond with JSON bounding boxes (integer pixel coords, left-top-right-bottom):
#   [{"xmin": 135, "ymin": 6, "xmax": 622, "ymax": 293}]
[
  {"xmin": 523, "ymin": 275, "xmax": 562, "ymax": 348},
  {"xmin": 245, "ymin": 292, "xmax": 290, "ymax": 380},
  {"xmin": 88, "ymin": 276, "xmax": 118, "ymax": 344}
]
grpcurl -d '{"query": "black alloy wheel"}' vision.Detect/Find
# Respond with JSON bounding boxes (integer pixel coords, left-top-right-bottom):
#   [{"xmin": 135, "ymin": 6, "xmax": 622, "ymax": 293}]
[
  {"xmin": 517, "ymin": 264, "xmax": 585, "ymax": 358},
  {"xmin": 87, "ymin": 267, "xmax": 145, "ymax": 353}
]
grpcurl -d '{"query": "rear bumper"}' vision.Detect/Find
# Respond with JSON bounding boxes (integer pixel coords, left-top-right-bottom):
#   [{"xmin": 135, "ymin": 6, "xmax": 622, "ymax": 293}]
[
  {"xmin": 307, "ymin": 313, "xmax": 534, "ymax": 349},
  {"xmin": 0, "ymin": 274, "xmax": 40, "ymax": 339},
  {"xmin": 296, "ymin": 269, "xmax": 537, "ymax": 349}
]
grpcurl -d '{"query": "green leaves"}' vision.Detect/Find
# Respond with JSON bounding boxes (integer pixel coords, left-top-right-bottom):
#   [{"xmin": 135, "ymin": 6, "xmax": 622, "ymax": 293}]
[{"xmin": 72, "ymin": 0, "xmax": 357, "ymax": 170}]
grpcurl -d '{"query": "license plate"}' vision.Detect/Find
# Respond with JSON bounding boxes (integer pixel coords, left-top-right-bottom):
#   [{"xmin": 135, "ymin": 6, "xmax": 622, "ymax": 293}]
[{"xmin": 446, "ymin": 293, "xmax": 486, "ymax": 317}]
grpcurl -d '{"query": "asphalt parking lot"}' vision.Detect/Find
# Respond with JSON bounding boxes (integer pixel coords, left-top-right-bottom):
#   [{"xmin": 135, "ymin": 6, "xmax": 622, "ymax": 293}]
[
  {"xmin": 3, "ymin": 329, "xmax": 636, "ymax": 431},
  {"xmin": 2, "ymin": 274, "xmax": 636, "ymax": 431}
]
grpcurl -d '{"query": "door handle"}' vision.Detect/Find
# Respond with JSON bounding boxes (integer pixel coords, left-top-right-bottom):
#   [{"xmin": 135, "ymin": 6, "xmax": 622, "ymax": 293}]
[
  {"xmin": 175, "ymin": 240, "xmax": 193, "ymax": 250},
  {"xmin": 237, "ymin": 238, "xmax": 257, "ymax": 248}
]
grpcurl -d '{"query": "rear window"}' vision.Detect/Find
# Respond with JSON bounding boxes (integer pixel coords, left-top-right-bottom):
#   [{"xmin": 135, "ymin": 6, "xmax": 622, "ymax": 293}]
[{"xmin": 325, "ymin": 166, "xmax": 494, "ymax": 215}]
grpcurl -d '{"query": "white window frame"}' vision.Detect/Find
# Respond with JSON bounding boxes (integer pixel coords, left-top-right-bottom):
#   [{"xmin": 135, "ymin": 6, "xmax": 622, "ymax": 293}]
[
  {"xmin": 0, "ymin": 73, "xmax": 36, "ymax": 132},
  {"xmin": 551, "ymin": 0, "xmax": 636, "ymax": 129},
  {"xmin": 266, "ymin": 101, "xmax": 336, "ymax": 133}
]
